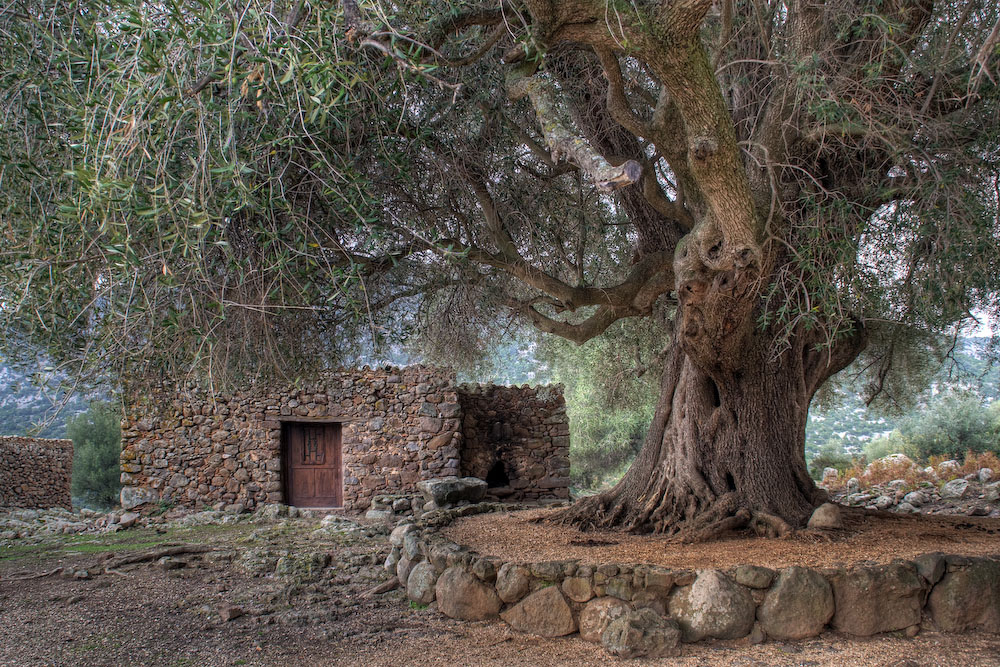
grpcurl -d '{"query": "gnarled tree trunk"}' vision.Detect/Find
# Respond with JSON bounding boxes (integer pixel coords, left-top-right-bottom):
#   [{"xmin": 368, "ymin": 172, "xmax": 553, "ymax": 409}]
[
  {"xmin": 557, "ymin": 228, "xmax": 866, "ymax": 540},
  {"xmin": 559, "ymin": 323, "xmax": 862, "ymax": 540}
]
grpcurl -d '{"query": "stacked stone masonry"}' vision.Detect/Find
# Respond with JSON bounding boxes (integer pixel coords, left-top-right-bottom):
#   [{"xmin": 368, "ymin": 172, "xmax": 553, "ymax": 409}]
[
  {"xmin": 459, "ymin": 384, "xmax": 570, "ymax": 501},
  {"xmin": 394, "ymin": 504, "xmax": 1000, "ymax": 657},
  {"xmin": 0, "ymin": 436, "xmax": 73, "ymax": 509},
  {"xmin": 119, "ymin": 366, "xmax": 569, "ymax": 512}
]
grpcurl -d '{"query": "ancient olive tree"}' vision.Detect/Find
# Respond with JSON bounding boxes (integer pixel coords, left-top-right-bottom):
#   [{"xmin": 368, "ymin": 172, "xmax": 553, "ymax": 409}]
[{"xmin": 1, "ymin": 0, "xmax": 998, "ymax": 538}]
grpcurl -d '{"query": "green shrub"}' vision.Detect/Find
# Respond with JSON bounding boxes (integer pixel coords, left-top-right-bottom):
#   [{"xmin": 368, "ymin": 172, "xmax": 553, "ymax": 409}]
[
  {"xmin": 896, "ymin": 392, "xmax": 1000, "ymax": 461},
  {"xmin": 808, "ymin": 440, "xmax": 853, "ymax": 479},
  {"xmin": 69, "ymin": 401, "xmax": 121, "ymax": 509}
]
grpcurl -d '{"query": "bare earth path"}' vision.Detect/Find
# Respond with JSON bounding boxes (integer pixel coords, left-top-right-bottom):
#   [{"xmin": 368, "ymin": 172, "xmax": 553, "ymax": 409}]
[{"xmin": 2, "ymin": 517, "xmax": 1000, "ymax": 667}]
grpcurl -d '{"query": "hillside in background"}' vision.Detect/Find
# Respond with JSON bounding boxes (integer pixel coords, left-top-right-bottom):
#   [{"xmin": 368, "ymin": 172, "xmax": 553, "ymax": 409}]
[
  {"xmin": 805, "ymin": 337, "xmax": 999, "ymax": 462},
  {"xmin": 0, "ymin": 361, "xmax": 92, "ymax": 438}
]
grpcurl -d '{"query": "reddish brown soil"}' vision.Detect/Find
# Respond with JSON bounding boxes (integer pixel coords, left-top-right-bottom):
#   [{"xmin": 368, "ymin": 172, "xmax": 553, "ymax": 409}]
[
  {"xmin": 444, "ymin": 508, "xmax": 1000, "ymax": 569},
  {"xmin": 3, "ymin": 514, "xmax": 1000, "ymax": 666}
]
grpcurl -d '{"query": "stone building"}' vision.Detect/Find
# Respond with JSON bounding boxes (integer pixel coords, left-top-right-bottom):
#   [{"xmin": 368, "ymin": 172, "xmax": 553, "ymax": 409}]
[
  {"xmin": 0, "ymin": 436, "xmax": 73, "ymax": 509},
  {"xmin": 119, "ymin": 366, "xmax": 569, "ymax": 511}
]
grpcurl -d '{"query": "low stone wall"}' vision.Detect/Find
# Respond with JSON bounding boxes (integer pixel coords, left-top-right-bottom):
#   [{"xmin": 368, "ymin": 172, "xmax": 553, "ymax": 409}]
[
  {"xmin": 0, "ymin": 436, "xmax": 73, "ymax": 509},
  {"xmin": 458, "ymin": 385, "xmax": 569, "ymax": 501},
  {"xmin": 390, "ymin": 505, "xmax": 1000, "ymax": 658}
]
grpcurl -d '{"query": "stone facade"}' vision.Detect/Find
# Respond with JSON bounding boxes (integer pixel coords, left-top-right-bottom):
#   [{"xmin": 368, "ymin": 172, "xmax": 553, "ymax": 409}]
[
  {"xmin": 459, "ymin": 384, "xmax": 570, "ymax": 501},
  {"xmin": 119, "ymin": 366, "xmax": 568, "ymax": 512},
  {"xmin": 0, "ymin": 436, "xmax": 73, "ymax": 509}
]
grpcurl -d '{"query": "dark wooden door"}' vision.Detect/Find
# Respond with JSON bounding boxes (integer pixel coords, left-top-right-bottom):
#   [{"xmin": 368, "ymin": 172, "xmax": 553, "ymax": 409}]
[{"xmin": 284, "ymin": 422, "xmax": 343, "ymax": 507}]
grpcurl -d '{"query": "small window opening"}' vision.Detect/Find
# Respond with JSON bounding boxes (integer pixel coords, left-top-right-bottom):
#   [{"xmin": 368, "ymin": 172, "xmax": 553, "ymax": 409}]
[{"xmin": 486, "ymin": 461, "xmax": 510, "ymax": 488}]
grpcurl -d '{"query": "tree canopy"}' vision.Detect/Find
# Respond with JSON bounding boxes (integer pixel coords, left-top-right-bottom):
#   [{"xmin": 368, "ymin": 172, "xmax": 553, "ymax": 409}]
[
  {"xmin": 2, "ymin": 0, "xmax": 999, "ymax": 535},
  {"xmin": 3, "ymin": 0, "xmax": 996, "ymax": 388}
]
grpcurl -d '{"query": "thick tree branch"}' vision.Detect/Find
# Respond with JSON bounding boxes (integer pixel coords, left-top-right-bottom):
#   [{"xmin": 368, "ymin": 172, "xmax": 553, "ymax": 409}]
[{"xmin": 507, "ymin": 66, "xmax": 642, "ymax": 192}]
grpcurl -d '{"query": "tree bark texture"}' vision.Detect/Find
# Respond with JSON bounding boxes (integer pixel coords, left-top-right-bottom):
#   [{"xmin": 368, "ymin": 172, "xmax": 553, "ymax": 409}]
[{"xmin": 558, "ymin": 319, "xmax": 864, "ymax": 538}]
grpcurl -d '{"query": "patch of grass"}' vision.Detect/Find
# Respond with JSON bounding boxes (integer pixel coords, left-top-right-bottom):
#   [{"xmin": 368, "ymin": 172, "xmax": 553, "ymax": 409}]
[{"xmin": 408, "ymin": 600, "xmax": 428, "ymax": 610}]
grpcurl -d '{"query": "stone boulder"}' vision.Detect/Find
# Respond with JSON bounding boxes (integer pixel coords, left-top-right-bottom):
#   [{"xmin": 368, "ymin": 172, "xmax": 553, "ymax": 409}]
[
  {"xmin": 985, "ymin": 482, "xmax": 1000, "ymax": 502},
  {"xmin": 120, "ymin": 486, "xmax": 158, "ymax": 510},
  {"xmin": 580, "ymin": 597, "xmax": 633, "ymax": 643},
  {"xmin": 601, "ymin": 608, "xmax": 681, "ymax": 659},
  {"xmin": 435, "ymin": 566, "xmax": 502, "ymax": 620},
  {"xmin": 667, "ymin": 570, "xmax": 755, "ymax": 642},
  {"xmin": 807, "ymin": 503, "xmax": 843, "ymax": 530},
  {"xmin": 828, "ymin": 562, "xmax": 924, "ymax": 635},
  {"xmin": 928, "ymin": 560, "xmax": 1000, "ymax": 632},
  {"xmin": 561, "ymin": 576, "xmax": 594, "ymax": 602},
  {"xmin": 941, "ymin": 479, "xmax": 969, "ymax": 499},
  {"xmin": 500, "ymin": 586, "xmax": 577, "ymax": 637},
  {"xmin": 406, "ymin": 561, "xmax": 438, "ymax": 605},
  {"xmin": 495, "ymin": 563, "xmax": 532, "ymax": 603},
  {"xmin": 979, "ymin": 468, "xmax": 994, "ymax": 483},
  {"xmin": 902, "ymin": 491, "xmax": 927, "ymax": 507},
  {"xmin": 757, "ymin": 566, "xmax": 834, "ymax": 640},
  {"xmin": 416, "ymin": 476, "xmax": 487, "ymax": 507},
  {"xmin": 937, "ymin": 460, "xmax": 960, "ymax": 475}
]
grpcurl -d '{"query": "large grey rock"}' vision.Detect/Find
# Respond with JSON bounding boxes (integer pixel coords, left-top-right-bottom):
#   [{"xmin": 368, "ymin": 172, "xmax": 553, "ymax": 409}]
[
  {"xmin": 846, "ymin": 477, "xmax": 860, "ymax": 493},
  {"xmin": 396, "ymin": 555, "xmax": 415, "ymax": 587},
  {"xmin": 667, "ymin": 570, "xmax": 755, "ymax": 642},
  {"xmin": 733, "ymin": 565, "xmax": 775, "ymax": 589},
  {"xmin": 601, "ymin": 608, "xmax": 681, "ymax": 659},
  {"xmin": 561, "ymin": 576, "xmax": 594, "ymax": 602},
  {"xmin": 500, "ymin": 586, "xmax": 576, "ymax": 637},
  {"xmin": 435, "ymin": 566, "xmax": 501, "ymax": 620},
  {"xmin": 985, "ymin": 482, "xmax": 1000, "ymax": 502},
  {"xmin": 808, "ymin": 503, "xmax": 842, "ymax": 530},
  {"xmin": 928, "ymin": 560, "xmax": 1000, "ymax": 632},
  {"xmin": 874, "ymin": 495, "xmax": 894, "ymax": 510},
  {"xmin": 913, "ymin": 553, "xmax": 946, "ymax": 585},
  {"xmin": 902, "ymin": 491, "xmax": 927, "ymax": 507},
  {"xmin": 941, "ymin": 479, "xmax": 970, "ymax": 499},
  {"xmin": 416, "ymin": 477, "xmax": 487, "ymax": 507},
  {"xmin": 495, "ymin": 563, "xmax": 531, "ymax": 603},
  {"xmin": 758, "ymin": 567, "xmax": 834, "ymax": 640},
  {"xmin": 828, "ymin": 562, "xmax": 925, "ymax": 635},
  {"xmin": 406, "ymin": 561, "xmax": 438, "ymax": 605},
  {"xmin": 978, "ymin": 468, "xmax": 994, "ymax": 483},
  {"xmin": 120, "ymin": 486, "xmax": 158, "ymax": 510},
  {"xmin": 580, "ymin": 597, "xmax": 632, "ymax": 643},
  {"xmin": 389, "ymin": 522, "xmax": 417, "ymax": 547}
]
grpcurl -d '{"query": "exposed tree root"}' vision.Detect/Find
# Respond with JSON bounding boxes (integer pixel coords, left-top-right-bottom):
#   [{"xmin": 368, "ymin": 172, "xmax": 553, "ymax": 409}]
[
  {"xmin": 99, "ymin": 544, "xmax": 216, "ymax": 573},
  {"xmin": 360, "ymin": 576, "xmax": 400, "ymax": 598},
  {"xmin": 0, "ymin": 567, "xmax": 63, "ymax": 582}
]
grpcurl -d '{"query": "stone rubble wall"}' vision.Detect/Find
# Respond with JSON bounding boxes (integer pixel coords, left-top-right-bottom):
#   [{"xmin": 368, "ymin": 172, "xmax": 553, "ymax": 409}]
[
  {"xmin": 392, "ymin": 505, "xmax": 1000, "ymax": 657},
  {"xmin": 0, "ymin": 436, "xmax": 73, "ymax": 509},
  {"xmin": 457, "ymin": 384, "xmax": 570, "ymax": 501},
  {"xmin": 120, "ymin": 366, "xmax": 462, "ymax": 512}
]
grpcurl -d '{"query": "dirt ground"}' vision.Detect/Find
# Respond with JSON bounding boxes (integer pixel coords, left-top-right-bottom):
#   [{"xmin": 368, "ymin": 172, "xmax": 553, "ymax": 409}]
[
  {"xmin": 3, "ymin": 516, "xmax": 1000, "ymax": 667},
  {"xmin": 445, "ymin": 507, "xmax": 1000, "ymax": 570}
]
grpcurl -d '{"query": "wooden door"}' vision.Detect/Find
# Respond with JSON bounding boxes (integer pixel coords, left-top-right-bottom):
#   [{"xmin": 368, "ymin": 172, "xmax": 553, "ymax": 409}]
[{"xmin": 284, "ymin": 422, "xmax": 343, "ymax": 507}]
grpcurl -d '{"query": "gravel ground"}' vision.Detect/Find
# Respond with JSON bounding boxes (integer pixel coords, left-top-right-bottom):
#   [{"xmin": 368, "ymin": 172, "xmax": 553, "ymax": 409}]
[
  {"xmin": 2, "ymin": 516, "xmax": 1000, "ymax": 667},
  {"xmin": 446, "ymin": 507, "xmax": 1000, "ymax": 570}
]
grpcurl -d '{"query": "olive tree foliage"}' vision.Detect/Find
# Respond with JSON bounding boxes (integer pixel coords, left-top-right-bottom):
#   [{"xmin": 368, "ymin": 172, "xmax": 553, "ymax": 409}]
[{"xmin": 2, "ymin": 0, "xmax": 999, "ymax": 536}]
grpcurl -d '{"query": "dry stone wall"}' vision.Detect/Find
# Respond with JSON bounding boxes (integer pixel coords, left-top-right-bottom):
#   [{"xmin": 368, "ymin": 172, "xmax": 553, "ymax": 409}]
[
  {"xmin": 0, "ymin": 436, "xmax": 73, "ymax": 509},
  {"xmin": 120, "ymin": 367, "xmax": 569, "ymax": 512},
  {"xmin": 393, "ymin": 504, "xmax": 1000, "ymax": 659},
  {"xmin": 121, "ymin": 366, "xmax": 462, "ymax": 512},
  {"xmin": 458, "ymin": 385, "xmax": 570, "ymax": 501}
]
